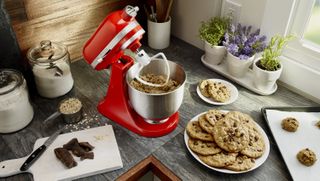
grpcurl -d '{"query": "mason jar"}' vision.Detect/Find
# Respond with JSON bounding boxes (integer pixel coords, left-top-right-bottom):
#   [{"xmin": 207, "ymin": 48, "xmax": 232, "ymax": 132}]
[
  {"xmin": 0, "ymin": 69, "xmax": 34, "ymax": 133},
  {"xmin": 27, "ymin": 40, "xmax": 74, "ymax": 98}
]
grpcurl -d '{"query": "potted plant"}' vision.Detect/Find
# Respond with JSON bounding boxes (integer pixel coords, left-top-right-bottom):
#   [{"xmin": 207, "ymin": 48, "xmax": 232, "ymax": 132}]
[
  {"xmin": 223, "ymin": 24, "xmax": 267, "ymax": 77},
  {"xmin": 253, "ymin": 35, "xmax": 293, "ymax": 91},
  {"xmin": 199, "ymin": 16, "xmax": 231, "ymax": 65}
]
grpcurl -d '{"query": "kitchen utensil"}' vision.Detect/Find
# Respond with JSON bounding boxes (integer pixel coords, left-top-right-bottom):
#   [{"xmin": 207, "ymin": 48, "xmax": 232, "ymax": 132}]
[
  {"xmin": 143, "ymin": 5, "xmax": 150, "ymax": 20},
  {"xmin": 82, "ymin": 5, "xmax": 186, "ymax": 137},
  {"xmin": 20, "ymin": 126, "xmax": 64, "ymax": 171},
  {"xmin": 196, "ymin": 79, "xmax": 238, "ymax": 105},
  {"xmin": 262, "ymin": 107, "xmax": 320, "ymax": 180},
  {"xmin": 155, "ymin": 0, "xmax": 166, "ymax": 22},
  {"xmin": 0, "ymin": 69, "xmax": 34, "ymax": 133},
  {"xmin": 27, "ymin": 40, "xmax": 74, "ymax": 98},
  {"xmin": 127, "ymin": 59, "xmax": 185, "ymax": 121},
  {"xmin": 150, "ymin": 5, "xmax": 157, "ymax": 22},
  {"xmin": 184, "ymin": 111, "xmax": 270, "ymax": 174},
  {"xmin": 0, "ymin": 125, "xmax": 122, "ymax": 181},
  {"xmin": 43, "ymin": 97, "xmax": 83, "ymax": 125},
  {"xmin": 164, "ymin": 0, "xmax": 173, "ymax": 22}
]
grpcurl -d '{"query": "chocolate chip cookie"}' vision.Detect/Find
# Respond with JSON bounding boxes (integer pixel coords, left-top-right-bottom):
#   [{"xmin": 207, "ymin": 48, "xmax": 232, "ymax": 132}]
[
  {"xmin": 199, "ymin": 80, "xmax": 211, "ymax": 98},
  {"xmin": 281, "ymin": 117, "xmax": 299, "ymax": 132},
  {"xmin": 240, "ymin": 128, "xmax": 265, "ymax": 158},
  {"xmin": 297, "ymin": 148, "xmax": 317, "ymax": 166},
  {"xmin": 188, "ymin": 138, "xmax": 221, "ymax": 155},
  {"xmin": 187, "ymin": 120, "xmax": 214, "ymax": 141},
  {"xmin": 226, "ymin": 155, "xmax": 255, "ymax": 171},
  {"xmin": 205, "ymin": 109, "xmax": 226, "ymax": 126},
  {"xmin": 198, "ymin": 152, "xmax": 238, "ymax": 168},
  {"xmin": 213, "ymin": 118, "xmax": 250, "ymax": 152},
  {"xmin": 207, "ymin": 81, "xmax": 230, "ymax": 102},
  {"xmin": 198, "ymin": 114, "xmax": 215, "ymax": 133}
]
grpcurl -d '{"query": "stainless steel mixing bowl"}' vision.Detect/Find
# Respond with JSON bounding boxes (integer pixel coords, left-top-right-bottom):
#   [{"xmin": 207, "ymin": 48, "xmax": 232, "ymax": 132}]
[{"xmin": 126, "ymin": 59, "xmax": 186, "ymax": 123}]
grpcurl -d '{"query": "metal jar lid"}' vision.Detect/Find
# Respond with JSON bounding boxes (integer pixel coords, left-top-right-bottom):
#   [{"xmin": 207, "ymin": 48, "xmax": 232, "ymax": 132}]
[
  {"xmin": 0, "ymin": 69, "xmax": 23, "ymax": 95},
  {"xmin": 27, "ymin": 40, "xmax": 68, "ymax": 64}
]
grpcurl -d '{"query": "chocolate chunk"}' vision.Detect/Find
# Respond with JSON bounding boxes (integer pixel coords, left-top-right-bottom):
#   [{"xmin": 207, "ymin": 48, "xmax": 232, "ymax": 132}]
[
  {"xmin": 63, "ymin": 138, "xmax": 79, "ymax": 150},
  {"xmin": 79, "ymin": 142, "xmax": 95, "ymax": 152},
  {"xmin": 54, "ymin": 148, "xmax": 77, "ymax": 168},
  {"xmin": 63, "ymin": 138, "xmax": 87, "ymax": 157},
  {"xmin": 80, "ymin": 152, "xmax": 94, "ymax": 161}
]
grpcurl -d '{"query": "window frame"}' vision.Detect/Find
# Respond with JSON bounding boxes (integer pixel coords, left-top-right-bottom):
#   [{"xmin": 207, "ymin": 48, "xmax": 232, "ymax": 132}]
[{"xmin": 282, "ymin": 0, "xmax": 320, "ymax": 72}]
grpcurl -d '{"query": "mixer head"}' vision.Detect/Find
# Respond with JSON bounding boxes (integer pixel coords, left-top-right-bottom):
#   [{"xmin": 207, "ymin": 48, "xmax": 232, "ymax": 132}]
[{"xmin": 83, "ymin": 5, "xmax": 145, "ymax": 70}]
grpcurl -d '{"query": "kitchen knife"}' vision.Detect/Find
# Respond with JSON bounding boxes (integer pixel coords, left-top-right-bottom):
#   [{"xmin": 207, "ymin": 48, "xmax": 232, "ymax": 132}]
[{"xmin": 20, "ymin": 127, "xmax": 64, "ymax": 171}]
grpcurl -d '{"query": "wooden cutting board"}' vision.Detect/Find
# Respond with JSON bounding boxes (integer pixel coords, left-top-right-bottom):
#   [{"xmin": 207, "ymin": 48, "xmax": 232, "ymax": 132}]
[{"xmin": 0, "ymin": 125, "xmax": 123, "ymax": 181}]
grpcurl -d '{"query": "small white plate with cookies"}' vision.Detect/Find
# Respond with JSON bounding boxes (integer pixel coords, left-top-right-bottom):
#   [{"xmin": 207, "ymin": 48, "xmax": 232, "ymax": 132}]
[
  {"xmin": 184, "ymin": 110, "xmax": 270, "ymax": 174},
  {"xmin": 196, "ymin": 79, "xmax": 238, "ymax": 105}
]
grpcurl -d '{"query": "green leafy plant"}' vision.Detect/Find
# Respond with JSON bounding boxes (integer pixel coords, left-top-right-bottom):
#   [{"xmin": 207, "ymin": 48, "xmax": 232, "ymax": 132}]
[
  {"xmin": 199, "ymin": 17, "xmax": 231, "ymax": 46},
  {"xmin": 259, "ymin": 35, "xmax": 294, "ymax": 71}
]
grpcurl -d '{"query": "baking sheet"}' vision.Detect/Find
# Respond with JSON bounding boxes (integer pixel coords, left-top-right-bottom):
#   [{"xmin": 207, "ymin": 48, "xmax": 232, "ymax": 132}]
[{"xmin": 262, "ymin": 107, "xmax": 320, "ymax": 181}]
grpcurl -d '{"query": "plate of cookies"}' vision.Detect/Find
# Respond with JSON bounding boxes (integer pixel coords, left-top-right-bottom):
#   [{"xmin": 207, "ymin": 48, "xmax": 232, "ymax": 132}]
[
  {"xmin": 184, "ymin": 110, "xmax": 270, "ymax": 173},
  {"xmin": 197, "ymin": 79, "xmax": 238, "ymax": 105}
]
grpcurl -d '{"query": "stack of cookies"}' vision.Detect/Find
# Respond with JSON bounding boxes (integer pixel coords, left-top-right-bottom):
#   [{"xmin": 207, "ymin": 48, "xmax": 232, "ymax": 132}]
[
  {"xmin": 199, "ymin": 80, "xmax": 230, "ymax": 103},
  {"xmin": 186, "ymin": 110, "xmax": 265, "ymax": 171}
]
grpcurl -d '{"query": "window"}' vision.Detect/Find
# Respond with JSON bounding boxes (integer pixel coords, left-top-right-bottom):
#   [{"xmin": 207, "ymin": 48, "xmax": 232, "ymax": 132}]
[
  {"xmin": 282, "ymin": 0, "xmax": 320, "ymax": 72},
  {"xmin": 261, "ymin": 0, "xmax": 320, "ymax": 101},
  {"xmin": 304, "ymin": 0, "xmax": 320, "ymax": 46}
]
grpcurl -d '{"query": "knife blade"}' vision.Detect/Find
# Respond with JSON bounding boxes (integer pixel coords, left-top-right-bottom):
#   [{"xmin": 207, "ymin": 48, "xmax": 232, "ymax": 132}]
[{"xmin": 20, "ymin": 127, "xmax": 64, "ymax": 171}]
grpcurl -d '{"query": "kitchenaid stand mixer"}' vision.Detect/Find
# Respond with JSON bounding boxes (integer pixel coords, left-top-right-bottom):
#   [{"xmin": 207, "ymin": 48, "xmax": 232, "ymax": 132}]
[{"xmin": 82, "ymin": 5, "xmax": 186, "ymax": 137}]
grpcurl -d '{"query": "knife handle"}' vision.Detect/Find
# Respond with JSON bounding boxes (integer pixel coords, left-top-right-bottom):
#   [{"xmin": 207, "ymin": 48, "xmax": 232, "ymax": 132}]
[
  {"xmin": 20, "ymin": 145, "xmax": 47, "ymax": 171},
  {"xmin": 0, "ymin": 157, "xmax": 27, "ymax": 177}
]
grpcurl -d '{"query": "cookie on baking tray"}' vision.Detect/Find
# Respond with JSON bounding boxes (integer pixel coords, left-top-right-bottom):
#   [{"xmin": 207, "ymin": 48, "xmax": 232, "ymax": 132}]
[
  {"xmin": 297, "ymin": 148, "xmax": 317, "ymax": 166},
  {"xmin": 186, "ymin": 120, "xmax": 214, "ymax": 141},
  {"xmin": 188, "ymin": 138, "xmax": 221, "ymax": 155},
  {"xmin": 281, "ymin": 117, "xmax": 299, "ymax": 132},
  {"xmin": 198, "ymin": 151, "xmax": 238, "ymax": 168},
  {"xmin": 226, "ymin": 155, "xmax": 255, "ymax": 171}
]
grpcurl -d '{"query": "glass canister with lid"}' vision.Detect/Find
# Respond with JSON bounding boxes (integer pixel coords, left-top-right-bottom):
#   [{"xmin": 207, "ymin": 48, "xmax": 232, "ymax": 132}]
[
  {"xmin": 27, "ymin": 40, "xmax": 74, "ymax": 98},
  {"xmin": 0, "ymin": 69, "xmax": 34, "ymax": 133}
]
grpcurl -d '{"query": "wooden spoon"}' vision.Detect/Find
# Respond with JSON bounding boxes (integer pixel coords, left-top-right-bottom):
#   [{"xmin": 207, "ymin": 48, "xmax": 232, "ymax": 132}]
[{"xmin": 155, "ymin": 0, "xmax": 167, "ymax": 22}]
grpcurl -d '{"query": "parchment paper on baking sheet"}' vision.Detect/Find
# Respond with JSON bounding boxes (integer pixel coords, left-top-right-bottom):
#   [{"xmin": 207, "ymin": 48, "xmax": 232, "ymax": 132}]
[{"xmin": 265, "ymin": 109, "xmax": 320, "ymax": 181}]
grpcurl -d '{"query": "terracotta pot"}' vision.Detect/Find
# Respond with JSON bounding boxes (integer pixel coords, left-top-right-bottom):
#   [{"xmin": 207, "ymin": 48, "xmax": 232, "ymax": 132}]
[
  {"xmin": 252, "ymin": 58, "xmax": 283, "ymax": 91},
  {"xmin": 226, "ymin": 52, "xmax": 254, "ymax": 77},
  {"xmin": 204, "ymin": 41, "xmax": 226, "ymax": 65}
]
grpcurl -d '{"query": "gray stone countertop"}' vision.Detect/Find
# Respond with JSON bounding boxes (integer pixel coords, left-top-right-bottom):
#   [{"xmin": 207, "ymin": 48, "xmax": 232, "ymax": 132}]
[{"xmin": 0, "ymin": 37, "xmax": 317, "ymax": 181}]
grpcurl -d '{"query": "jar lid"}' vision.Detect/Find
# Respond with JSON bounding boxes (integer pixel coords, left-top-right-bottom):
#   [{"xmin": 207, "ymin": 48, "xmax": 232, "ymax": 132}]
[
  {"xmin": 27, "ymin": 40, "xmax": 68, "ymax": 64},
  {"xmin": 0, "ymin": 69, "xmax": 23, "ymax": 95}
]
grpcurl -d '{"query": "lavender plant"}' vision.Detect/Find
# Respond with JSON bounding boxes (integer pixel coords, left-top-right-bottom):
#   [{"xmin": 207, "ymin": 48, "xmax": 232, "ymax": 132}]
[{"xmin": 223, "ymin": 24, "xmax": 267, "ymax": 60}]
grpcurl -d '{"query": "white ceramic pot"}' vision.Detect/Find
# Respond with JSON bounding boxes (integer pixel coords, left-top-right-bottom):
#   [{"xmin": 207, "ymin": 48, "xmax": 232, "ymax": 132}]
[
  {"xmin": 148, "ymin": 17, "xmax": 171, "ymax": 50},
  {"xmin": 204, "ymin": 41, "xmax": 226, "ymax": 65},
  {"xmin": 252, "ymin": 58, "xmax": 283, "ymax": 91},
  {"xmin": 226, "ymin": 52, "xmax": 254, "ymax": 77}
]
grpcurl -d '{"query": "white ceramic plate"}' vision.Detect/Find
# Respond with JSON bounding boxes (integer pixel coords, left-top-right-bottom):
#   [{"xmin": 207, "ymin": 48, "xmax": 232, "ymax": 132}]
[
  {"xmin": 184, "ymin": 111, "xmax": 270, "ymax": 174},
  {"xmin": 197, "ymin": 79, "xmax": 238, "ymax": 105}
]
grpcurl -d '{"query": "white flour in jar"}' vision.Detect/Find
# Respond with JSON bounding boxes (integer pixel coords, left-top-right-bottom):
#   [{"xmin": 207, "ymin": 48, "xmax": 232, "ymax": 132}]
[
  {"xmin": 0, "ymin": 80, "xmax": 34, "ymax": 133},
  {"xmin": 33, "ymin": 60, "xmax": 74, "ymax": 98}
]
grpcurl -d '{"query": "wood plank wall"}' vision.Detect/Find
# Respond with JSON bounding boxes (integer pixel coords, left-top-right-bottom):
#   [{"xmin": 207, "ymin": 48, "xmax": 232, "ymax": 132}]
[{"xmin": 4, "ymin": 0, "xmax": 143, "ymax": 62}]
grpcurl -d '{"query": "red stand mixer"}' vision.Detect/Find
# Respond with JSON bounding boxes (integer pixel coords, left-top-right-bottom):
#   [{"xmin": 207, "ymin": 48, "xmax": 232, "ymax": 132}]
[{"xmin": 82, "ymin": 5, "xmax": 186, "ymax": 137}]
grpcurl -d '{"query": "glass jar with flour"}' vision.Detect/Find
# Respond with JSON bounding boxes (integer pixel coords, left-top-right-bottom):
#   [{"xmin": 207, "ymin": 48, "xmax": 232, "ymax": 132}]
[
  {"xmin": 27, "ymin": 40, "xmax": 74, "ymax": 98},
  {"xmin": 0, "ymin": 69, "xmax": 34, "ymax": 133}
]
